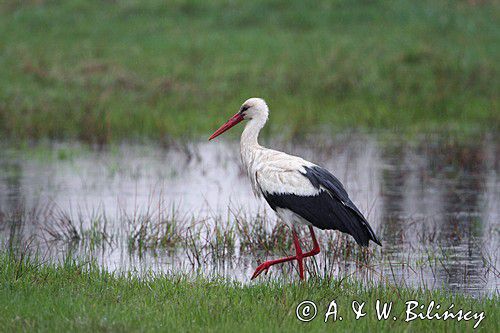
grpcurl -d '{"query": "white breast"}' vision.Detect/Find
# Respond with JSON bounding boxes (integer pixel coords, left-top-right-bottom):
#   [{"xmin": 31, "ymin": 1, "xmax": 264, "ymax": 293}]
[{"xmin": 240, "ymin": 145, "xmax": 320, "ymax": 198}]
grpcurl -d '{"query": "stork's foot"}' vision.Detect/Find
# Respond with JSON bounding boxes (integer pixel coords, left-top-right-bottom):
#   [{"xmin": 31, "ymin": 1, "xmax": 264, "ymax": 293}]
[
  {"xmin": 251, "ymin": 261, "xmax": 272, "ymax": 279},
  {"xmin": 250, "ymin": 255, "xmax": 306, "ymax": 280},
  {"xmin": 250, "ymin": 255, "xmax": 299, "ymax": 280}
]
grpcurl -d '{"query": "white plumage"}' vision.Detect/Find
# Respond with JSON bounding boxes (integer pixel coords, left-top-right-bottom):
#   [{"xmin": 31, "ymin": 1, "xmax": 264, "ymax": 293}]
[
  {"xmin": 239, "ymin": 98, "xmax": 319, "ymax": 199},
  {"xmin": 209, "ymin": 97, "xmax": 381, "ymax": 280}
]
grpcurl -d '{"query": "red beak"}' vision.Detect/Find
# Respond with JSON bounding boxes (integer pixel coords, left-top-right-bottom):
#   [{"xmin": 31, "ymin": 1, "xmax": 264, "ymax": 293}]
[{"xmin": 208, "ymin": 112, "xmax": 244, "ymax": 141}]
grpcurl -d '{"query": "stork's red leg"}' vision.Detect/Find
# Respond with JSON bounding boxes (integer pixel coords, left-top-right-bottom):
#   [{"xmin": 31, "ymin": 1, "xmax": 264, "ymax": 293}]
[
  {"xmin": 293, "ymin": 228, "xmax": 304, "ymax": 279},
  {"xmin": 303, "ymin": 226, "xmax": 321, "ymax": 257},
  {"xmin": 250, "ymin": 228, "xmax": 301, "ymax": 280},
  {"xmin": 293, "ymin": 226, "xmax": 321, "ymax": 279},
  {"xmin": 250, "ymin": 226, "xmax": 321, "ymax": 280}
]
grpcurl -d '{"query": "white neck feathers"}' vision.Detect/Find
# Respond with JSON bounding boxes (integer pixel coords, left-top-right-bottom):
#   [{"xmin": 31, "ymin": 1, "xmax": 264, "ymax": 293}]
[
  {"xmin": 241, "ymin": 116, "xmax": 267, "ymax": 148},
  {"xmin": 240, "ymin": 116, "xmax": 267, "ymax": 196}
]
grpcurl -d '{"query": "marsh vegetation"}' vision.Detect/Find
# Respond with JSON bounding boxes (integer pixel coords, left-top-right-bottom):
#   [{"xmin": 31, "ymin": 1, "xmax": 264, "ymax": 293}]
[{"xmin": 1, "ymin": 134, "xmax": 498, "ymax": 297}]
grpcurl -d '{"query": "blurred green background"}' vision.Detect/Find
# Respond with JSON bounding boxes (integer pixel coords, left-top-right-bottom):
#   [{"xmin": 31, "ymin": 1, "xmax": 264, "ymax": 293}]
[{"xmin": 0, "ymin": 0, "xmax": 498, "ymax": 143}]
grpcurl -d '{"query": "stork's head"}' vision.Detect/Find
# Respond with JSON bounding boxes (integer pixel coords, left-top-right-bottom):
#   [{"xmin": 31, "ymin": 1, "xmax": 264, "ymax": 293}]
[{"xmin": 209, "ymin": 98, "xmax": 268, "ymax": 141}]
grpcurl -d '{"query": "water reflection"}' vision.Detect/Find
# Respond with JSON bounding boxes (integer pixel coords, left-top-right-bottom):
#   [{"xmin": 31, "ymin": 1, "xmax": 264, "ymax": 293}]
[{"xmin": 0, "ymin": 134, "xmax": 498, "ymax": 296}]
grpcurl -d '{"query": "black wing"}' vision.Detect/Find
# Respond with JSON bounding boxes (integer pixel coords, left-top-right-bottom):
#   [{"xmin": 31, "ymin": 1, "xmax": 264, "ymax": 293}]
[{"xmin": 262, "ymin": 166, "xmax": 381, "ymax": 247}]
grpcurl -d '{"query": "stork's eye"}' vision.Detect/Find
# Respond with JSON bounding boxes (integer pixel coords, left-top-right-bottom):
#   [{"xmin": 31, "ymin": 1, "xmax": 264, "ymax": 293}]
[{"xmin": 240, "ymin": 105, "xmax": 250, "ymax": 113}]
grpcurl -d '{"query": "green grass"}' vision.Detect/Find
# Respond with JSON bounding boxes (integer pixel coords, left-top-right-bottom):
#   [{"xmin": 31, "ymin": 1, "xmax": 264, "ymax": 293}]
[
  {"xmin": 0, "ymin": 0, "xmax": 498, "ymax": 143},
  {"xmin": 0, "ymin": 254, "xmax": 498, "ymax": 332}
]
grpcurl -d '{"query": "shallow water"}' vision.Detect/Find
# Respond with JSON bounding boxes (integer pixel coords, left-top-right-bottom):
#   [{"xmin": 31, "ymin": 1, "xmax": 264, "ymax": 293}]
[{"xmin": 0, "ymin": 134, "xmax": 498, "ymax": 296}]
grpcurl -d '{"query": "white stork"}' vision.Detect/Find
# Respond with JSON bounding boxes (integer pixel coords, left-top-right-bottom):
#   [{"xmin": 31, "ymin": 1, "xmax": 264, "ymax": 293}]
[{"xmin": 209, "ymin": 98, "xmax": 381, "ymax": 280}]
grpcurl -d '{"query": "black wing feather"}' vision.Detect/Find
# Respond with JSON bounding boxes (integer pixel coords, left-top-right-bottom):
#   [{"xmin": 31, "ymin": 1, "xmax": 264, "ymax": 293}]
[{"xmin": 262, "ymin": 166, "xmax": 381, "ymax": 247}]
